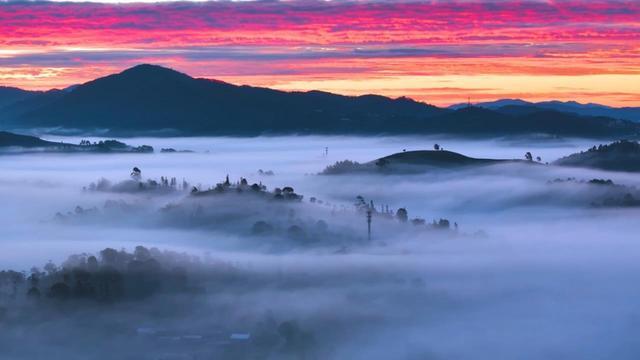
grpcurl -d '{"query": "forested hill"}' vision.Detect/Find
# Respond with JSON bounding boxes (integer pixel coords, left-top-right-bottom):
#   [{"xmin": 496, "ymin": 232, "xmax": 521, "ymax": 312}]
[
  {"xmin": 0, "ymin": 131, "xmax": 153, "ymax": 153},
  {"xmin": 553, "ymin": 140, "xmax": 640, "ymax": 172}
]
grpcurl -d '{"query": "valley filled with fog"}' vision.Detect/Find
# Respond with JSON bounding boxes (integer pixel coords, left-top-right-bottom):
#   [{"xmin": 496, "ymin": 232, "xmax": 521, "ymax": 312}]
[{"xmin": 2, "ymin": 135, "xmax": 640, "ymax": 360}]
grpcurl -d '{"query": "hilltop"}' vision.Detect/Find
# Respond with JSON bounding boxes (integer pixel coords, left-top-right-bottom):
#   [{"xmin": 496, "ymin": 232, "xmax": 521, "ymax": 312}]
[
  {"xmin": 321, "ymin": 149, "xmax": 526, "ymax": 174},
  {"xmin": 1, "ymin": 64, "xmax": 638, "ymax": 138},
  {"xmin": 374, "ymin": 150, "xmax": 506, "ymax": 167}
]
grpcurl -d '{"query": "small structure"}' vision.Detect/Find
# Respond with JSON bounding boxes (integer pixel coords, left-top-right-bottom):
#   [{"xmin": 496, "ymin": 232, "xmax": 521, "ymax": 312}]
[{"xmin": 229, "ymin": 333, "xmax": 251, "ymax": 341}]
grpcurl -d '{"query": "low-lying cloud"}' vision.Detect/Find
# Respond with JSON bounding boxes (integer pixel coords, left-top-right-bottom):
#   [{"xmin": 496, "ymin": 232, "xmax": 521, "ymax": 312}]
[{"xmin": 2, "ymin": 135, "xmax": 640, "ymax": 359}]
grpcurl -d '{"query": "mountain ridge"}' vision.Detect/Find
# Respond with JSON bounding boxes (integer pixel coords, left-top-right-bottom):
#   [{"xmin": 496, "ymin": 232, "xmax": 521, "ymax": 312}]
[
  {"xmin": 450, "ymin": 98, "xmax": 640, "ymax": 123},
  {"xmin": 0, "ymin": 64, "xmax": 638, "ymax": 138}
]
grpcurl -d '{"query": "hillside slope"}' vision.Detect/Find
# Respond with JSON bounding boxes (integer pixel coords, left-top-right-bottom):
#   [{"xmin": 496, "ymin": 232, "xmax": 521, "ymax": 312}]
[{"xmin": 9, "ymin": 64, "xmax": 444, "ymax": 135}]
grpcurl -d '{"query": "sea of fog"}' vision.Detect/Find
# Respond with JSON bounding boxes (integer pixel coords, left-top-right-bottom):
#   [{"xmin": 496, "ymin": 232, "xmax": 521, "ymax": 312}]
[{"xmin": 2, "ymin": 135, "xmax": 640, "ymax": 359}]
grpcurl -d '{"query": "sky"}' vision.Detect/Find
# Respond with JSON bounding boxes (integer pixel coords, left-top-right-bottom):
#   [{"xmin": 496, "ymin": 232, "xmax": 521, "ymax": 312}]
[{"xmin": 0, "ymin": 0, "xmax": 639, "ymax": 107}]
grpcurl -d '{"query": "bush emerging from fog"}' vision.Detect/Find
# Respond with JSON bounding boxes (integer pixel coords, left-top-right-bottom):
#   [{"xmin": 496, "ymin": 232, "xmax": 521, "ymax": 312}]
[
  {"xmin": 320, "ymin": 160, "xmax": 367, "ymax": 175},
  {"xmin": 86, "ymin": 176, "xmax": 190, "ymax": 194},
  {"xmin": 547, "ymin": 177, "xmax": 640, "ymax": 207}
]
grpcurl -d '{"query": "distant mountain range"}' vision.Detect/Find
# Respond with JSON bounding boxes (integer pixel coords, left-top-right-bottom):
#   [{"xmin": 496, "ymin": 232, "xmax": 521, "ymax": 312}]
[
  {"xmin": 1, "ymin": 64, "xmax": 639, "ymax": 139},
  {"xmin": 449, "ymin": 99, "xmax": 640, "ymax": 123}
]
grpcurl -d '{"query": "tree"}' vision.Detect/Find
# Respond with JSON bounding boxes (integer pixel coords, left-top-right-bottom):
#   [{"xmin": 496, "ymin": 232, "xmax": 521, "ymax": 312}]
[
  {"xmin": 26, "ymin": 272, "xmax": 41, "ymax": 300},
  {"xmin": 130, "ymin": 167, "xmax": 142, "ymax": 181},
  {"xmin": 43, "ymin": 261, "xmax": 57, "ymax": 275},
  {"xmin": 355, "ymin": 196, "xmax": 367, "ymax": 211},
  {"xmin": 72, "ymin": 268, "xmax": 96, "ymax": 299},
  {"xmin": 252, "ymin": 221, "xmax": 274, "ymax": 235},
  {"xmin": 95, "ymin": 267, "xmax": 124, "ymax": 300},
  {"xmin": 49, "ymin": 282, "xmax": 71, "ymax": 300},
  {"xmin": 27, "ymin": 287, "xmax": 41, "ymax": 300},
  {"xmin": 287, "ymin": 225, "xmax": 307, "ymax": 241},
  {"xmin": 396, "ymin": 208, "xmax": 408, "ymax": 222},
  {"xmin": 87, "ymin": 256, "xmax": 99, "ymax": 272},
  {"xmin": 525, "ymin": 152, "xmax": 533, "ymax": 161},
  {"xmin": 433, "ymin": 143, "xmax": 440, "ymax": 151},
  {"xmin": 536, "ymin": 156, "xmax": 542, "ymax": 162},
  {"xmin": 0, "ymin": 270, "xmax": 25, "ymax": 298},
  {"xmin": 437, "ymin": 218, "xmax": 450, "ymax": 229},
  {"xmin": 100, "ymin": 248, "xmax": 119, "ymax": 267},
  {"xmin": 134, "ymin": 246, "xmax": 151, "ymax": 261}
]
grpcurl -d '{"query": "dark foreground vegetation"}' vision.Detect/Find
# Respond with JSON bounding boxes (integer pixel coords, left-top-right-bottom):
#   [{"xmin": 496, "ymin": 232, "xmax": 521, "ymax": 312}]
[
  {"xmin": 0, "ymin": 245, "xmax": 436, "ymax": 360},
  {"xmin": 0, "ymin": 246, "xmax": 319, "ymax": 359}
]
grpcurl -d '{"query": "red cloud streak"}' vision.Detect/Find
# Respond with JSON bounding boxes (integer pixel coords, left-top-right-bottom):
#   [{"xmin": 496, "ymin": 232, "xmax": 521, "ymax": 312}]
[{"xmin": 1, "ymin": 1, "xmax": 639, "ymax": 47}]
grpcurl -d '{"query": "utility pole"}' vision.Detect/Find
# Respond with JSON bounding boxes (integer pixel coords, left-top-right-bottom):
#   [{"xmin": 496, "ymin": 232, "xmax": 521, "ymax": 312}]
[{"xmin": 366, "ymin": 209, "xmax": 372, "ymax": 241}]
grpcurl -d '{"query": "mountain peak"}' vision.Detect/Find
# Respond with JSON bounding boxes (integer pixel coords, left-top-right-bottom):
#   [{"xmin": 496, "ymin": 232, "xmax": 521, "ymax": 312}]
[{"xmin": 118, "ymin": 64, "xmax": 193, "ymax": 80}]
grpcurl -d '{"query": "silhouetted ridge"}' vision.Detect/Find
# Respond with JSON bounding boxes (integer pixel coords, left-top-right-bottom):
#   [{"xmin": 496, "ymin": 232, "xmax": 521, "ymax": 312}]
[
  {"xmin": 450, "ymin": 98, "xmax": 640, "ymax": 123},
  {"xmin": 0, "ymin": 131, "xmax": 53, "ymax": 147},
  {"xmin": 0, "ymin": 86, "xmax": 39, "ymax": 108},
  {"xmin": 1, "ymin": 64, "xmax": 639, "ymax": 138},
  {"xmin": 7, "ymin": 64, "xmax": 445, "ymax": 135}
]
